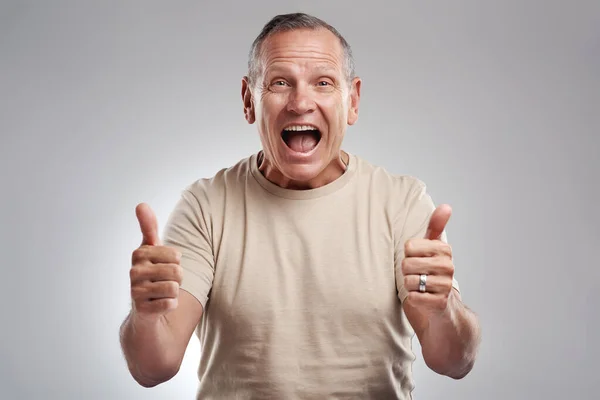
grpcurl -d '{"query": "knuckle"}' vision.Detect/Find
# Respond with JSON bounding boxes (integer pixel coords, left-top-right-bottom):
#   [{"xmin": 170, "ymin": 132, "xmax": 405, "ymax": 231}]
[
  {"xmin": 174, "ymin": 265, "xmax": 183, "ymax": 283},
  {"xmin": 441, "ymin": 243, "xmax": 452, "ymax": 256},
  {"xmin": 168, "ymin": 263, "xmax": 182, "ymax": 281},
  {"xmin": 130, "ymin": 285, "xmax": 146, "ymax": 300},
  {"xmin": 129, "ymin": 266, "xmax": 143, "ymax": 282},
  {"xmin": 401, "ymin": 257, "xmax": 410, "ymax": 273},
  {"xmin": 168, "ymin": 248, "xmax": 182, "ymax": 263},
  {"xmin": 442, "ymin": 280, "xmax": 452, "ymax": 292},
  {"xmin": 444, "ymin": 260, "xmax": 455, "ymax": 274},
  {"xmin": 131, "ymin": 248, "xmax": 144, "ymax": 264},
  {"xmin": 437, "ymin": 297, "xmax": 447, "ymax": 309},
  {"xmin": 167, "ymin": 281, "xmax": 180, "ymax": 297}
]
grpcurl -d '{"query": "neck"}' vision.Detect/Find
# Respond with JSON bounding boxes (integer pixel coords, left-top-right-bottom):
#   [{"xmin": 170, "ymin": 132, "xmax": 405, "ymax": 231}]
[{"xmin": 257, "ymin": 151, "xmax": 349, "ymax": 190}]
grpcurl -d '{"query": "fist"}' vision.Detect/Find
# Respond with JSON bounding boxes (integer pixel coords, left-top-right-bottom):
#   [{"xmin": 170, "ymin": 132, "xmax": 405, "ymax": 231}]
[
  {"xmin": 130, "ymin": 203, "xmax": 183, "ymax": 321},
  {"xmin": 402, "ymin": 204, "xmax": 455, "ymax": 314}
]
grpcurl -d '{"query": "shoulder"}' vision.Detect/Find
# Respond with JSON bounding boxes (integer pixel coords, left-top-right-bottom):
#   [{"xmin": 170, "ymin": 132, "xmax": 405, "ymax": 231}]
[
  {"xmin": 352, "ymin": 154, "xmax": 429, "ymax": 206},
  {"xmin": 163, "ymin": 154, "xmax": 254, "ymax": 232},
  {"xmin": 182, "ymin": 154, "xmax": 254, "ymax": 203}
]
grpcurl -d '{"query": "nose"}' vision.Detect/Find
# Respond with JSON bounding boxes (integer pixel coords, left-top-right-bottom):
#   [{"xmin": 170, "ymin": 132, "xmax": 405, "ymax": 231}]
[{"xmin": 286, "ymin": 85, "xmax": 316, "ymax": 114}]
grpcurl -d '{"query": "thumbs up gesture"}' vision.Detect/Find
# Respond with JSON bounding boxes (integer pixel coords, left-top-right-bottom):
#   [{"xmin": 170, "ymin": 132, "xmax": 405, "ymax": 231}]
[
  {"xmin": 130, "ymin": 203, "xmax": 183, "ymax": 321},
  {"xmin": 402, "ymin": 204, "xmax": 455, "ymax": 315}
]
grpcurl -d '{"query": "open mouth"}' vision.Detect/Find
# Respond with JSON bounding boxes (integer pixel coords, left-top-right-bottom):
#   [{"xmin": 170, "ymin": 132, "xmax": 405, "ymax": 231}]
[{"xmin": 281, "ymin": 126, "xmax": 321, "ymax": 153}]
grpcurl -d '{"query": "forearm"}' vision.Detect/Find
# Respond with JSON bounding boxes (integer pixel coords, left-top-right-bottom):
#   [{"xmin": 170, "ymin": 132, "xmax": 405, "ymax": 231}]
[
  {"xmin": 119, "ymin": 311, "xmax": 181, "ymax": 387},
  {"xmin": 421, "ymin": 291, "xmax": 481, "ymax": 379}
]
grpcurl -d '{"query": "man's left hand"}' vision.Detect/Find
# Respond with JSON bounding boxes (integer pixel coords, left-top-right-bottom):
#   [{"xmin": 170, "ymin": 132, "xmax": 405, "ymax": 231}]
[{"xmin": 402, "ymin": 204, "xmax": 455, "ymax": 316}]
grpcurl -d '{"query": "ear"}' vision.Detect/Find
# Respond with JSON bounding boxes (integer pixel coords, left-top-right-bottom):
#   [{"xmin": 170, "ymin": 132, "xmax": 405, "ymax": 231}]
[
  {"xmin": 347, "ymin": 77, "xmax": 361, "ymax": 126},
  {"xmin": 241, "ymin": 76, "xmax": 255, "ymax": 124}
]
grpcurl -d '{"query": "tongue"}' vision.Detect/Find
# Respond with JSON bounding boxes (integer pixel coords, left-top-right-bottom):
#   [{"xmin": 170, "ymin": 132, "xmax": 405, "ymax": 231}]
[{"xmin": 286, "ymin": 132, "xmax": 318, "ymax": 153}]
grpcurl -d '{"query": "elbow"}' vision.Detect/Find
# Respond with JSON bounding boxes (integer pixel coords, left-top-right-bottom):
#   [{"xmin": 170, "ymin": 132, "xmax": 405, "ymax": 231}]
[
  {"xmin": 446, "ymin": 360, "xmax": 475, "ymax": 380},
  {"xmin": 424, "ymin": 353, "xmax": 476, "ymax": 380},
  {"xmin": 130, "ymin": 363, "xmax": 180, "ymax": 388},
  {"xmin": 134, "ymin": 376, "xmax": 162, "ymax": 388}
]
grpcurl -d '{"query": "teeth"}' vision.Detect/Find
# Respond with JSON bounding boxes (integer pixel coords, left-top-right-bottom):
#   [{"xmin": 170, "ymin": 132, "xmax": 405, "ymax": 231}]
[{"xmin": 283, "ymin": 125, "xmax": 318, "ymax": 131}]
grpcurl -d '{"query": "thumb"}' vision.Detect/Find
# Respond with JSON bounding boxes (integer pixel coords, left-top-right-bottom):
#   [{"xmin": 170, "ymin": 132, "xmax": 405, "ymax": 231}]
[
  {"xmin": 425, "ymin": 204, "xmax": 452, "ymax": 240},
  {"xmin": 136, "ymin": 203, "xmax": 161, "ymax": 246}
]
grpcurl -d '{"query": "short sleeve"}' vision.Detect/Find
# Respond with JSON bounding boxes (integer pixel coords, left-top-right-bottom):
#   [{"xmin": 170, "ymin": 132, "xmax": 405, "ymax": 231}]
[
  {"xmin": 394, "ymin": 178, "xmax": 460, "ymax": 302},
  {"xmin": 162, "ymin": 188, "xmax": 215, "ymax": 309}
]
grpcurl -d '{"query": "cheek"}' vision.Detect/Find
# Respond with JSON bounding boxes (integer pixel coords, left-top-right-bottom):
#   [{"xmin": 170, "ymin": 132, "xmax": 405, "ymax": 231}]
[
  {"xmin": 257, "ymin": 97, "xmax": 285, "ymax": 145},
  {"xmin": 322, "ymin": 94, "xmax": 347, "ymax": 117},
  {"xmin": 260, "ymin": 96, "xmax": 286, "ymax": 121},
  {"xmin": 323, "ymin": 102, "xmax": 348, "ymax": 133}
]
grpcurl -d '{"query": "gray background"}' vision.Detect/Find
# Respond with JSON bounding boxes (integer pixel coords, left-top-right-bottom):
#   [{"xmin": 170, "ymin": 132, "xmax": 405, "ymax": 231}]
[{"xmin": 1, "ymin": 0, "xmax": 598, "ymax": 399}]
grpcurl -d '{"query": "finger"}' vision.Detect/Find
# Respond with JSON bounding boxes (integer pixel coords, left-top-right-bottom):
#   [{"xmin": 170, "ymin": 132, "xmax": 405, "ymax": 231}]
[
  {"xmin": 403, "ymin": 273, "xmax": 452, "ymax": 294},
  {"xmin": 425, "ymin": 204, "xmax": 452, "ymax": 240},
  {"xmin": 401, "ymin": 256, "xmax": 454, "ymax": 276},
  {"xmin": 130, "ymin": 263, "xmax": 183, "ymax": 285},
  {"xmin": 132, "ymin": 280, "xmax": 180, "ymax": 301},
  {"xmin": 406, "ymin": 291, "xmax": 448, "ymax": 311},
  {"xmin": 132, "ymin": 246, "xmax": 182, "ymax": 265},
  {"xmin": 404, "ymin": 238, "xmax": 452, "ymax": 258},
  {"xmin": 136, "ymin": 203, "xmax": 161, "ymax": 246},
  {"xmin": 135, "ymin": 298, "xmax": 178, "ymax": 315}
]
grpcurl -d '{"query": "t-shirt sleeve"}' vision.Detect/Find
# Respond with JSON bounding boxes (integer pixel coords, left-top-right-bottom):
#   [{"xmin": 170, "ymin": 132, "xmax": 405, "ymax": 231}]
[
  {"xmin": 162, "ymin": 187, "xmax": 215, "ymax": 309},
  {"xmin": 394, "ymin": 178, "xmax": 460, "ymax": 303}
]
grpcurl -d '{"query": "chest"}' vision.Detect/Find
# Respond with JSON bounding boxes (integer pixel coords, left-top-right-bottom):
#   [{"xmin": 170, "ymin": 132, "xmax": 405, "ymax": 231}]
[{"xmin": 206, "ymin": 198, "xmax": 399, "ymax": 325}]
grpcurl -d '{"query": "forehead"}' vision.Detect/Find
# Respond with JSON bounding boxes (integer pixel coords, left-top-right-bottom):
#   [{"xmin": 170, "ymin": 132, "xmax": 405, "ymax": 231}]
[{"xmin": 259, "ymin": 28, "xmax": 345, "ymax": 73}]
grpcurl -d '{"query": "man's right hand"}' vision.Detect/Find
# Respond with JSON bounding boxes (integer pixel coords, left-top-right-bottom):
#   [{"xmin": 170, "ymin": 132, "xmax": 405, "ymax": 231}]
[{"xmin": 130, "ymin": 203, "xmax": 183, "ymax": 321}]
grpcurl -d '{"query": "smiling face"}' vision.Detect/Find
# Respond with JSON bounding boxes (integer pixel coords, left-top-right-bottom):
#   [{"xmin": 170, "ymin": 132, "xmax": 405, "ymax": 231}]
[{"xmin": 242, "ymin": 28, "xmax": 361, "ymax": 189}]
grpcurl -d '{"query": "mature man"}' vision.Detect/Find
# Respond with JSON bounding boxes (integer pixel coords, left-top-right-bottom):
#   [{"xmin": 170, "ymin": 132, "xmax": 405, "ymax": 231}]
[{"xmin": 120, "ymin": 12, "xmax": 481, "ymax": 399}]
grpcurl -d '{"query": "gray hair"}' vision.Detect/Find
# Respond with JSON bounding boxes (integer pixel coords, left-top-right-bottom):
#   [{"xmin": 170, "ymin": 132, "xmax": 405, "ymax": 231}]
[{"xmin": 247, "ymin": 13, "xmax": 356, "ymax": 87}]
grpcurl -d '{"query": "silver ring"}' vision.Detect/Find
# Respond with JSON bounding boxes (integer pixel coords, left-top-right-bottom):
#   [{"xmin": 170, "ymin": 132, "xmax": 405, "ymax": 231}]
[{"xmin": 419, "ymin": 274, "xmax": 427, "ymax": 293}]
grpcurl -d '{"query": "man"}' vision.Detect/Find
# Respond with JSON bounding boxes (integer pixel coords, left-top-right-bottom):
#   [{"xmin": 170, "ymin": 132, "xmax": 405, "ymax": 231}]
[{"xmin": 120, "ymin": 12, "xmax": 481, "ymax": 399}]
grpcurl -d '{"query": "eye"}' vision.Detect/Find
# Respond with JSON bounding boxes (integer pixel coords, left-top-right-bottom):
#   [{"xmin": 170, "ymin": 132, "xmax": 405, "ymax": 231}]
[
  {"xmin": 272, "ymin": 80, "xmax": 288, "ymax": 86},
  {"xmin": 318, "ymin": 81, "xmax": 331, "ymax": 86}
]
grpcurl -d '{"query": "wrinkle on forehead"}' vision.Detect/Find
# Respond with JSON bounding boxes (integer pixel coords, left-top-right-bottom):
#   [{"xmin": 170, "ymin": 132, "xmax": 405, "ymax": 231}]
[
  {"xmin": 257, "ymin": 29, "xmax": 345, "ymax": 78},
  {"xmin": 265, "ymin": 59, "xmax": 341, "ymax": 78},
  {"xmin": 265, "ymin": 46, "xmax": 341, "ymax": 65}
]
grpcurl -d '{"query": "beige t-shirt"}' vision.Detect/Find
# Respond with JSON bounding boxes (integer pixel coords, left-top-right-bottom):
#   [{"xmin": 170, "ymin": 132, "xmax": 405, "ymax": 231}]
[{"xmin": 162, "ymin": 151, "xmax": 459, "ymax": 399}]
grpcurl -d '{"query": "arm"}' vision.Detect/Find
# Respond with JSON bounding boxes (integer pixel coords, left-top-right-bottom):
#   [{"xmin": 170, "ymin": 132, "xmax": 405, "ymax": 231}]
[
  {"xmin": 394, "ymin": 179, "xmax": 481, "ymax": 378},
  {"xmin": 399, "ymin": 201, "xmax": 481, "ymax": 379},
  {"xmin": 403, "ymin": 287, "xmax": 481, "ymax": 379},
  {"xmin": 120, "ymin": 289, "xmax": 203, "ymax": 387},
  {"xmin": 120, "ymin": 201, "xmax": 210, "ymax": 387}
]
